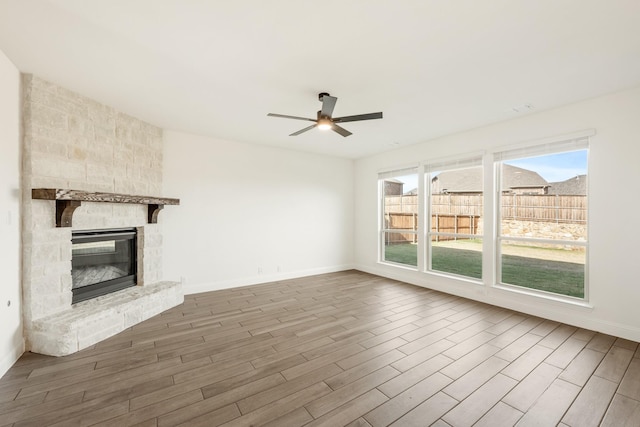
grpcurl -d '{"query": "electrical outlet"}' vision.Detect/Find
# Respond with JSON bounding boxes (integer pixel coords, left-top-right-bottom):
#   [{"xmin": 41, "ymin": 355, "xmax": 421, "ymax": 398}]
[{"xmin": 258, "ymin": 267, "xmax": 263, "ymax": 274}]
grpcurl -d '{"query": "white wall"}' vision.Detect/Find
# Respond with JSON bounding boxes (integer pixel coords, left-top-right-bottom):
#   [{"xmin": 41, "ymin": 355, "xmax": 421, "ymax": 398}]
[
  {"xmin": 163, "ymin": 131, "xmax": 354, "ymax": 293},
  {"xmin": 0, "ymin": 50, "xmax": 23, "ymax": 376},
  {"xmin": 355, "ymin": 85, "xmax": 640, "ymax": 341}
]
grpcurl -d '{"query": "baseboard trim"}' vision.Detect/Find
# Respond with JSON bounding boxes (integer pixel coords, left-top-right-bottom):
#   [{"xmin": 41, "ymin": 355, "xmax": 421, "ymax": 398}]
[
  {"xmin": 182, "ymin": 264, "xmax": 355, "ymax": 295},
  {"xmin": 0, "ymin": 338, "xmax": 25, "ymax": 378}
]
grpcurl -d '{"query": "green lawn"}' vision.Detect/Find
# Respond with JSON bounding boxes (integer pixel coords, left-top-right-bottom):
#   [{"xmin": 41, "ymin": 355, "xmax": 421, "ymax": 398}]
[{"xmin": 384, "ymin": 243, "xmax": 584, "ymax": 298}]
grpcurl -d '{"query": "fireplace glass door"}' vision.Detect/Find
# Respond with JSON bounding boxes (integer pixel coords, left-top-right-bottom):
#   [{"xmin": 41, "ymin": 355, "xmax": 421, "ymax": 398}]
[{"xmin": 71, "ymin": 228, "xmax": 137, "ymax": 303}]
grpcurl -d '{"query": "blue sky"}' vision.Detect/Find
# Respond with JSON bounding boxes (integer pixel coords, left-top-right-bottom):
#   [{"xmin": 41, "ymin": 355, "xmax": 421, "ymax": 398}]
[
  {"xmin": 390, "ymin": 149, "xmax": 588, "ymax": 192},
  {"xmin": 505, "ymin": 150, "xmax": 588, "ymax": 182}
]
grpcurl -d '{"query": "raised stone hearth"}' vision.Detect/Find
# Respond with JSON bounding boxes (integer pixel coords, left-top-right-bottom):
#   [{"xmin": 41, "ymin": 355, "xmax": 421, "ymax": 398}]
[
  {"xmin": 22, "ymin": 75, "xmax": 183, "ymax": 356},
  {"xmin": 30, "ymin": 281, "xmax": 181, "ymax": 356}
]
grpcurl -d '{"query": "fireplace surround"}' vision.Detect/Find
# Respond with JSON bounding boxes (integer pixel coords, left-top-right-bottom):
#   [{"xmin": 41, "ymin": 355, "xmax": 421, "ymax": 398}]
[{"xmin": 21, "ymin": 74, "xmax": 184, "ymax": 356}]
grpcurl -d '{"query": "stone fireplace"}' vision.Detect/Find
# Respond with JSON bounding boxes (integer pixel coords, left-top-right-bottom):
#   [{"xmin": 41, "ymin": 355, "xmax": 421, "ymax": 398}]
[{"xmin": 21, "ymin": 75, "xmax": 183, "ymax": 356}]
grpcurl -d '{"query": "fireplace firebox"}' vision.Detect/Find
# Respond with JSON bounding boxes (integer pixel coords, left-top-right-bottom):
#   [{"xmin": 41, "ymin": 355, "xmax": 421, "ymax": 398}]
[{"xmin": 71, "ymin": 228, "xmax": 137, "ymax": 303}]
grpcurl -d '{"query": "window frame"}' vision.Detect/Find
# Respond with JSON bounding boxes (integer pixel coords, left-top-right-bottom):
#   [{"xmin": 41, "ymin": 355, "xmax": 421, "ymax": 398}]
[
  {"xmin": 378, "ymin": 166, "xmax": 420, "ymax": 269},
  {"xmin": 494, "ymin": 140, "xmax": 590, "ymax": 301},
  {"xmin": 425, "ymin": 155, "xmax": 484, "ymax": 281}
]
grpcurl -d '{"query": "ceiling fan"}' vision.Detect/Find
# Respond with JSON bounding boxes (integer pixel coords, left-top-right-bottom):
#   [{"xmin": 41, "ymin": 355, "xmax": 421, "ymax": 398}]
[{"xmin": 268, "ymin": 92, "xmax": 383, "ymax": 137}]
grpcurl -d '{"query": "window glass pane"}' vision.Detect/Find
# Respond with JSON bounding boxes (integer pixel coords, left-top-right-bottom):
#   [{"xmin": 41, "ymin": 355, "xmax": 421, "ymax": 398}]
[
  {"xmin": 381, "ymin": 172, "xmax": 418, "ymax": 268},
  {"xmin": 500, "ymin": 240, "xmax": 585, "ymax": 298},
  {"xmin": 429, "ymin": 165, "xmax": 483, "ymax": 279},
  {"xmin": 384, "ymin": 232, "xmax": 417, "ymax": 266},
  {"xmin": 431, "ymin": 239, "xmax": 482, "ymax": 279},
  {"xmin": 500, "ymin": 151, "xmax": 587, "ymax": 240},
  {"xmin": 498, "ymin": 148, "xmax": 588, "ymax": 298}
]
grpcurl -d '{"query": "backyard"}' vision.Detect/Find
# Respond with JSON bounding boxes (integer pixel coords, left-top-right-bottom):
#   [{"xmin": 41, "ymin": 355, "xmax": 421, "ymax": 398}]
[{"xmin": 384, "ymin": 240, "xmax": 585, "ymax": 298}]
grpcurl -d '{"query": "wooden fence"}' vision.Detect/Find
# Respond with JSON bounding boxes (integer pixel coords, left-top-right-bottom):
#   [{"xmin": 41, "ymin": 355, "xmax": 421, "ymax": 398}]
[
  {"xmin": 501, "ymin": 194, "xmax": 586, "ymax": 223},
  {"xmin": 385, "ymin": 194, "xmax": 586, "ymax": 224},
  {"xmin": 384, "ymin": 213, "xmax": 480, "ymax": 243}
]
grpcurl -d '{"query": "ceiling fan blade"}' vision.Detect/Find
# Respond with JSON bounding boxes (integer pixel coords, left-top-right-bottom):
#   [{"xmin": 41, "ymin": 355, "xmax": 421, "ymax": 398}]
[
  {"xmin": 268, "ymin": 113, "xmax": 316, "ymax": 122},
  {"xmin": 333, "ymin": 112, "xmax": 383, "ymax": 123},
  {"xmin": 331, "ymin": 124, "xmax": 352, "ymax": 137},
  {"xmin": 290, "ymin": 124, "xmax": 317, "ymax": 136},
  {"xmin": 320, "ymin": 95, "xmax": 338, "ymax": 117}
]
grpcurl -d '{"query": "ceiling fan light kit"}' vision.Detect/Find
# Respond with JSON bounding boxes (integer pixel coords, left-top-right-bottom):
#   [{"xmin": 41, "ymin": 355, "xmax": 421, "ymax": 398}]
[
  {"xmin": 268, "ymin": 92, "xmax": 383, "ymax": 137},
  {"xmin": 317, "ymin": 117, "xmax": 332, "ymax": 131}
]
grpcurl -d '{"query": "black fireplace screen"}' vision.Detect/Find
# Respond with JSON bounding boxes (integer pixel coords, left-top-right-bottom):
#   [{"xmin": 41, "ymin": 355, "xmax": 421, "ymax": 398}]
[{"xmin": 71, "ymin": 228, "xmax": 137, "ymax": 303}]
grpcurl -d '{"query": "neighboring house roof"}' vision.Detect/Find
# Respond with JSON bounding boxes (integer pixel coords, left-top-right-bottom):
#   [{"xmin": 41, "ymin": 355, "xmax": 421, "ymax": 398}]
[
  {"xmin": 503, "ymin": 164, "xmax": 549, "ymax": 191},
  {"xmin": 432, "ymin": 167, "xmax": 483, "ymax": 193},
  {"xmin": 548, "ymin": 175, "xmax": 587, "ymax": 195},
  {"xmin": 432, "ymin": 164, "xmax": 548, "ymax": 193}
]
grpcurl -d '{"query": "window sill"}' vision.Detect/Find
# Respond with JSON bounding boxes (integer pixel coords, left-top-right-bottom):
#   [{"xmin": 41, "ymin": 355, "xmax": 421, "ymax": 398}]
[
  {"xmin": 491, "ymin": 283, "xmax": 593, "ymax": 309},
  {"xmin": 377, "ymin": 261, "xmax": 419, "ymax": 272}
]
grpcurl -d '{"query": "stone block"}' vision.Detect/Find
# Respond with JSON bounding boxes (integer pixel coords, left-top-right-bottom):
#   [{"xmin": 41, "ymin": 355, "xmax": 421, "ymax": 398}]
[
  {"xmin": 86, "ymin": 162, "xmax": 114, "ymax": 178},
  {"xmin": 32, "ymin": 157, "xmax": 86, "ymax": 180},
  {"xmin": 27, "ymin": 74, "xmax": 57, "ymax": 94},
  {"xmin": 60, "ymin": 273, "xmax": 73, "ymax": 292},
  {"xmin": 114, "ymin": 148, "xmax": 134, "ymax": 164},
  {"xmin": 71, "ymin": 215, "xmax": 107, "ymax": 230},
  {"xmin": 44, "ymin": 260, "xmax": 71, "ymax": 277},
  {"xmin": 31, "ymin": 292, "xmax": 70, "ymax": 320},
  {"xmin": 148, "ymin": 182, "xmax": 162, "ymax": 195},
  {"xmin": 65, "ymin": 180, "xmax": 109, "ymax": 193},
  {"xmin": 140, "ymin": 121, "xmax": 162, "ymax": 138},
  {"xmin": 144, "ymin": 233, "xmax": 163, "ymax": 248},
  {"xmin": 29, "ymin": 87, "xmax": 88, "ymax": 118},
  {"xmin": 23, "ymin": 264, "xmax": 46, "ymax": 283},
  {"xmin": 29, "ymin": 330, "xmax": 78, "ymax": 357},
  {"xmin": 133, "ymin": 145, "xmax": 154, "ymax": 163},
  {"xmin": 26, "ymin": 225, "xmax": 67, "ymax": 244},
  {"xmin": 27, "ymin": 103, "xmax": 68, "ymax": 130},
  {"xmin": 26, "ymin": 123, "xmax": 69, "ymax": 142},
  {"xmin": 77, "ymin": 312, "xmax": 124, "ymax": 340},
  {"xmin": 135, "ymin": 181, "xmax": 151, "ymax": 195},
  {"xmin": 68, "ymin": 146, "xmax": 87, "ymax": 161},
  {"xmin": 87, "ymin": 99, "xmax": 116, "ymax": 123},
  {"xmin": 87, "ymin": 146, "xmax": 114, "ymax": 164},
  {"xmin": 116, "ymin": 112, "xmax": 142, "ymax": 130},
  {"xmin": 31, "ymin": 242, "xmax": 62, "ymax": 266},
  {"xmin": 30, "ymin": 176, "xmax": 68, "ymax": 190},
  {"xmin": 29, "ymin": 275, "xmax": 61, "ymax": 295},
  {"xmin": 56, "ymin": 86, "xmax": 91, "ymax": 112},
  {"xmin": 31, "ymin": 135, "xmax": 68, "ymax": 157},
  {"xmin": 113, "ymin": 179, "xmax": 138, "ymax": 195},
  {"xmin": 123, "ymin": 306, "xmax": 144, "ymax": 329}
]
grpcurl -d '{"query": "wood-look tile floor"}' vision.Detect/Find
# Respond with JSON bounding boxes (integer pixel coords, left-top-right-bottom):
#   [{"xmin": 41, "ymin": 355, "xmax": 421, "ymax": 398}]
[{"xmin": 2, "ymin": 271, "xmax": 640, "ymax": 427}]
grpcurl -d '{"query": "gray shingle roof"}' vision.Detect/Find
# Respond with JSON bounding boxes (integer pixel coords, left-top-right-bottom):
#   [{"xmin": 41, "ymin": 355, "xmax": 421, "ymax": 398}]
[
  {"xmin": 548, "ymin": 175, "xmax": 587, "ymax": 195},
  {"xmin": 432, "ymin": 164, "xmax": 548, "ymax": 193}
]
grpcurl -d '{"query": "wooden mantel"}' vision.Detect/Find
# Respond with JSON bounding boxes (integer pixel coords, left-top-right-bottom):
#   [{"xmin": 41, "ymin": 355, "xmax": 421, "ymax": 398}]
[{"xmin": 32, "ymin": 188, "xmax": 180, "ymax": 227}]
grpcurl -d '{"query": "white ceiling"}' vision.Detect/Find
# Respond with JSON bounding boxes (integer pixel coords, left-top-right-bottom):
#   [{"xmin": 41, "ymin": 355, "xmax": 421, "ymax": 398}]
[{"xmin": 1, "ymin": 1, "xmax": 639, "ymax": 159}]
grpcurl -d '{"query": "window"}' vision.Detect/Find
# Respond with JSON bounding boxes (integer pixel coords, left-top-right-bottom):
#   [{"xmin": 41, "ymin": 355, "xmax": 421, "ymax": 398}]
[
  {"xmin": 378, "ymin": 132, "xmax": 591, "ymax": 303},
  {"xmin": 426, "ymin": 156, "xmax": 483, "ymax": 279},
  {"xmin": 496, "ymin": 139, "xmax": 588, "ymax": 299},
  {"xmin": 379, "ymin": 167, "xmax": 419, "ymax": 267}
]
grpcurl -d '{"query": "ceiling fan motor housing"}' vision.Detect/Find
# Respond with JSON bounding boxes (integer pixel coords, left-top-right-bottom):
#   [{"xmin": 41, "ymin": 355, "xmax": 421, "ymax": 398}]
[{"xmin": 318, "ymin": 92, "xmax": 330, "ymax": 102}]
